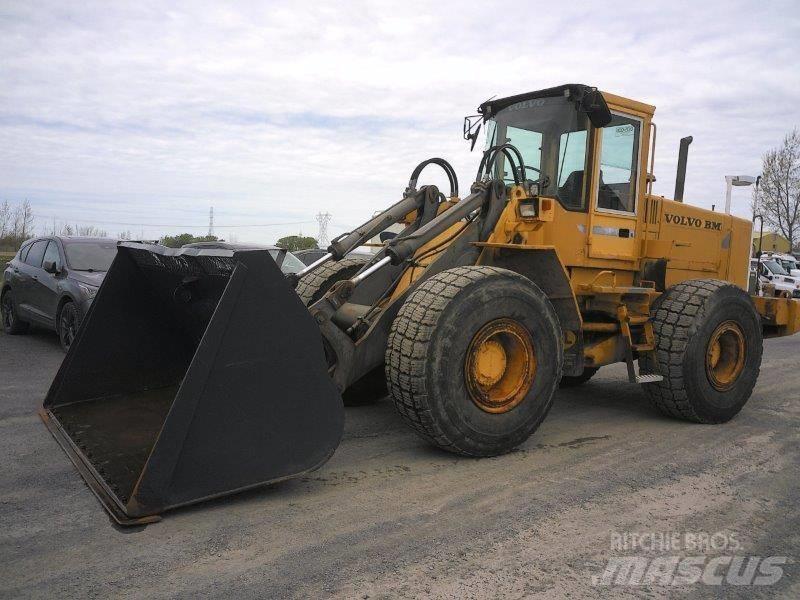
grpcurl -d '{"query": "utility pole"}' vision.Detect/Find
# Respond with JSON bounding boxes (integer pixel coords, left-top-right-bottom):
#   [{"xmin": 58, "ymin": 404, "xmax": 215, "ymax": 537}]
[{"xmin": 316, "ymin": 212, "xmax": 331, "ymax": 248}]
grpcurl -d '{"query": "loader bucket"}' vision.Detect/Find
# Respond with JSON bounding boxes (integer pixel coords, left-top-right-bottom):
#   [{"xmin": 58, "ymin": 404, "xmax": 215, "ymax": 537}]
[{"xmin": 40, "ymin": 243, "xmax": 344, "ymax": 525}]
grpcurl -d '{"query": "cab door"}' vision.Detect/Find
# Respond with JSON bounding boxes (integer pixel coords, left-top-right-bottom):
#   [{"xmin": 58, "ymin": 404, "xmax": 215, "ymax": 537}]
[{"xmin": 587, "ymin": 112, "xmax": 643, "ymax": 263}]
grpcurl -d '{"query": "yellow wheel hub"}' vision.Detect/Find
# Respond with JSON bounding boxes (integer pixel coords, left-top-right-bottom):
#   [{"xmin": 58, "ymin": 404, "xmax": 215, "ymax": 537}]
[
  {"xmin": 706, "ymin": 321, "xmax": 746, "ymax": 391},
  {"xmin": 465, "ymin": 318, "xmax": 536, "ymax": 414},
  {"xmin": 474, "ymin": 340, "xmax": 507, "ymax": 387}
]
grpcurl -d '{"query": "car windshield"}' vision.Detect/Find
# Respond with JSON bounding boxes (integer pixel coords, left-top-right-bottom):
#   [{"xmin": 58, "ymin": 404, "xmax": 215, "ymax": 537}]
[
  {"xmin": 780, "ymin": 259, "xmax": 798, "ymax": 271},
  {"xmin": 485, "ymin": 95, "xmax": 590, "ymax": 209},
  {"xmin": 64, "ymin": 241, "xmax": 117, "ymax": 271},
  {"xmin": 269, "ymin": 249, "xmax": 305, "ymax": 274},
  {"xmin": 763, "ymin": 260, "xmax": 788, "ymax": 276}
]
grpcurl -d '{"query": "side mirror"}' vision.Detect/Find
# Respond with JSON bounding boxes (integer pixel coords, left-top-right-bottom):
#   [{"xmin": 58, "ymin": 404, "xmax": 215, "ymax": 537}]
[
  {"xmin": 43, "ymin": 260, "xmax": 58, "ymax": 274},
  {"xmin": 463, "ymin": 115, "xmax": 482, "ymax": 152}
]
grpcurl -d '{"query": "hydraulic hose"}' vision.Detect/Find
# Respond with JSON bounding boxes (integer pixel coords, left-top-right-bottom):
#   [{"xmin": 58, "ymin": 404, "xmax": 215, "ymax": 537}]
[
  {"xmin": 407, "ymin": 158, "xmax": 459, "ymax": 198},
  {"xmin": 476, "ymin": 143, "xmax": 527, "ymax": 184}
]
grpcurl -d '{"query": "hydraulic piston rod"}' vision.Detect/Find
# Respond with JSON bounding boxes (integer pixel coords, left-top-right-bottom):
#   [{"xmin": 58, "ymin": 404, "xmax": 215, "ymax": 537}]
[
  {"xmin": 385, "ymin": 184, "xmax": 490, "ymax": 265},
  {"xmin": 296, "ymin": 252, "xmax": 334, "ymax": 278}
]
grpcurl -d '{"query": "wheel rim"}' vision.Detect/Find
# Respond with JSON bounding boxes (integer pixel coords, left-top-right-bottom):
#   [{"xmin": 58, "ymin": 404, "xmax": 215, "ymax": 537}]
[
  {"xmin": 465, "ymin": 318, "xmax": 536, "ymax": 414},
  {"xmin": 1, "ymin": 295, "xmax": 13, "ymax": 329},
  {"xmin": 60, "ymin": 307, "xmax": 76, "ymax": 348},
  {"xmin": 705, "ymin": 321, "xmax": 746, "ymax": 391}
]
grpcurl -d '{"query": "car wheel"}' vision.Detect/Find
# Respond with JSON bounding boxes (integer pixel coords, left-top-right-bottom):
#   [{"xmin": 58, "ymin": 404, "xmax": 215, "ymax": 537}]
[
  {"xmin": 1, "ymin": 289, "xmax": 30, "ymax": 335},
  {"xmin": 58, "ymin": 301, "xmax": 80, "ymax": 352}
]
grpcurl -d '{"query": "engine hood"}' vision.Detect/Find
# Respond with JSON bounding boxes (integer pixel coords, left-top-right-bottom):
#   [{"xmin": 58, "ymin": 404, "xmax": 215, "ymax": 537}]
[{"xmin": 68, "ymin": 270, "xmax": 106, "ymax": 287}]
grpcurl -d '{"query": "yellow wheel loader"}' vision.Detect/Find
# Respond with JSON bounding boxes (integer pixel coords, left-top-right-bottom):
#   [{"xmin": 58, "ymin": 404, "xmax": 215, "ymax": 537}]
[{"xmin": 40, "ymin": 84, "xmax": 800, "ymax": 524}]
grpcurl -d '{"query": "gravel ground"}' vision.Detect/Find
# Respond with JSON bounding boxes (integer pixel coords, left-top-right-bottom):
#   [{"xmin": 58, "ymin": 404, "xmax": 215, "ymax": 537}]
[{"xmin": 1, "ymin": 327, "xmax": 798, "ymax": 599}]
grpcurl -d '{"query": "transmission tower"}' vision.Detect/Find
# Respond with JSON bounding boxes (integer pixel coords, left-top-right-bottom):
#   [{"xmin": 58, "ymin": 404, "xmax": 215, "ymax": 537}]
[
  {"xmin": 208, "ymin": 206, "xmax": 215, "ymax": 237},
  {"xmin": 316, "ymin": 212, "xmax": 332, "ymax": 248}
]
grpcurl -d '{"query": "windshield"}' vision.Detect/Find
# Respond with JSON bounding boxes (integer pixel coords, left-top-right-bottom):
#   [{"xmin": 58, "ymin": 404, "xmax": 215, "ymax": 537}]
[
  {"xmin": 269, "ymin": 249, "xmax": 305, "ymax": 274},
  {"xmin": 64, "ymin": 241, "xmax": 117, "ymax": 271},
  {"xmin": 779, "ymin": 259, "xmax": 798, "ymax": 272},
  {"xmin": 485, "ymin": 95, "xmax": 590, "ymax": 210},
  {"xmin": 763, "ymin": 260, "xmax": 789, "ymax": 276}
]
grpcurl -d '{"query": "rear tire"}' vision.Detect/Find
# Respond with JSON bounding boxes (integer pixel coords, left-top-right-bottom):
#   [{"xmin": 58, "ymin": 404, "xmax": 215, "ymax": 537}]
[
  {"xmin": 640, "ymin": 279, "xmax": 763, "ymax": 423},
  {"xmin": 295, "ymin": 256, "xmax": 370, "ymax": 306},
  {"xmin": 559, "ymin": 367, "xmax": 599, "ymax": 388},
  {"xmin": 1, "ymin": 289, "xmax": 29, "ymax": 335},
  {"xmin": 386, "ymin": 266, "xmax": 563, "ymax": 457}
]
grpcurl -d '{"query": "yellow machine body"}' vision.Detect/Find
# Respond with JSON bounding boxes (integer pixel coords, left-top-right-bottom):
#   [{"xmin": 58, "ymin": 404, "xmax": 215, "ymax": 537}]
[{"xmin": 393, "ymin": 91, "xmax": 798, "ymax": 372}]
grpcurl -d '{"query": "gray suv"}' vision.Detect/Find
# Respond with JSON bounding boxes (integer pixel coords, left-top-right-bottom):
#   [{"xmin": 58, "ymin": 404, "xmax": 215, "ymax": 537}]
[{"xmin": 1, "ymin": 236, "xmax": 118, "ymax": 351}]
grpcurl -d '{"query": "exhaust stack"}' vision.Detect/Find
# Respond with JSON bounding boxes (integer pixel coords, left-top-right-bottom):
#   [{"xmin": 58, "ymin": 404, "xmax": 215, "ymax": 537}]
[{"xmin": 674, "ymin": 136, "xmax": 693, "ymax": 202}]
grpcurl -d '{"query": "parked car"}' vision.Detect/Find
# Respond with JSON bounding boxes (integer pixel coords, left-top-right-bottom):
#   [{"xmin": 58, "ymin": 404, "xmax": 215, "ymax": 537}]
[
  {"xmin": 1, "ymin": 237, "xmax": 118, "ymax": 350},
  {"xmin": 180, "ymin": 241, "xmax": 306, "ymax": 273},
  {"xmin": 751, "ymin": 257, "xmax": 800, "ymax": 298},
  {"xmin": 761, "ymin": 251, "xmax": 800, "ymax": 277}
]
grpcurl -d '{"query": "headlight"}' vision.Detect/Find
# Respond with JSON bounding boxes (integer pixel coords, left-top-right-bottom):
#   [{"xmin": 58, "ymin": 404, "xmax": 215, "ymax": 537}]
[
  {"xmin": 518, "ymin": 200, "xmax": 538, "ymax": 218},
  {"xmin": 79, "ymin": 283, "xmax": 99, "ymax": 299}
]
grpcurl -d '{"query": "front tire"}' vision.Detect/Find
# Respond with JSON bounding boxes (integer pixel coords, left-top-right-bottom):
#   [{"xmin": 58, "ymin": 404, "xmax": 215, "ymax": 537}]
[
  {"xmin": 641, "ymin": 279, "xmax": 763, "ymax": 423},
  {"xmin": 1, "ymin": 289, "xmax": 29, "ymax": 335},
  {"xmin": 386, "ymin": 266, "xmax": 563, "ymax": 457},
  {"xmin": 58, "ymin": 301, "xmax": 80, "ymax": 352}
]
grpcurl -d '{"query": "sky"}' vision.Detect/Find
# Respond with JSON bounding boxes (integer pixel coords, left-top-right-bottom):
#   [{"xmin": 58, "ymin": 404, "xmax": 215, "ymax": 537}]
[{"xmin": 1, "ymin": 0, "xmax": 799, "ymax": 244}]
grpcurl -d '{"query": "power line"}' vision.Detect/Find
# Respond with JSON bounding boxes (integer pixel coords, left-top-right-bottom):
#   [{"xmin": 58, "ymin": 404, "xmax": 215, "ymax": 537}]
[{"xmin": 32, "ymin": 213, "xmax": 314, "ymax": 228}]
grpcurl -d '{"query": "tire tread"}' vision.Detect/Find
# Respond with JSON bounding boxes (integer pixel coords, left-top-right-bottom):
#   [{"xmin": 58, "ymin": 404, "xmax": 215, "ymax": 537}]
[
  {"xmin": 295, "ymin": 256, "xmax": 370, "ymax": 306},
  {"xmin": 641, "ymin": 278, "xmax": 761, "ymax": 423},
  {"xmin": 386, "ymin": 266, "xmax": 557, "ymax": 455}
]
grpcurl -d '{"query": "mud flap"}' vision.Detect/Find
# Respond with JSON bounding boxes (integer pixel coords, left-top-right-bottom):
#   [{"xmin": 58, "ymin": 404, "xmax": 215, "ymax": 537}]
[{"xmin": 40, "ymin": 243, "xmax": 344, "ymax": 525}]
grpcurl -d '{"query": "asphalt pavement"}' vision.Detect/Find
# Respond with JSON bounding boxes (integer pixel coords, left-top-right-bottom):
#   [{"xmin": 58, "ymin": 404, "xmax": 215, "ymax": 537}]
[{"xmin": 1, "ymin": 326, "xmax": 798, "ymax": 598}]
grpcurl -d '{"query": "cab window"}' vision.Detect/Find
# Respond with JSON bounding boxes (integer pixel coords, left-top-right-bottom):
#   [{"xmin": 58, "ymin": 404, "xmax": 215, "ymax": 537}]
[
  {"xmin": 556, "ymin": 130, "xmax": 589, "ymax": 209},
  {"xmin": 597, "ymin": 115, "xmax": 641, "ymax": 213},
  {"xmin": 502, "ymin": 126, "xmax": 542, "ymax": 184}
]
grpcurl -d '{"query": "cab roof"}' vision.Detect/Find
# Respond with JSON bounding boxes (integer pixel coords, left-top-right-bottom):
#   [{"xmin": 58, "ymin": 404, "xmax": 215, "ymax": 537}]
[
  {"xmin": 478, "ymin": 84, "xmax": 599, "ymax": 118},
  {"xmin": 478, "ymin": 83, "xmax": 655, "ymax": 122}
]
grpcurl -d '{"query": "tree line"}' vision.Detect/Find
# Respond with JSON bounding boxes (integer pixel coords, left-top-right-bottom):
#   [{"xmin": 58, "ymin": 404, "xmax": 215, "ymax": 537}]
[
  {"xmin": 0, "ymin": 200, "xmax": 35, "ymax": 252},
  {"xmin": 1, "ymin": 199, "xmax": 112, "ymax": 252},
  {"xmin": 752, "ymin": 128, "xmax": 800, "ymax": 252}
]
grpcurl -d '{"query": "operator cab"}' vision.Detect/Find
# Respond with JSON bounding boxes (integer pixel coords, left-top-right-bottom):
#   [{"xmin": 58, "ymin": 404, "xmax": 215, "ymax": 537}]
[
  {"xmin": 469, "ymin": 83, "xmax": 655, "ymax": 267},
  {"xmin": 475, "ymin": 84, "xmax": 643, "ymax": 216}
]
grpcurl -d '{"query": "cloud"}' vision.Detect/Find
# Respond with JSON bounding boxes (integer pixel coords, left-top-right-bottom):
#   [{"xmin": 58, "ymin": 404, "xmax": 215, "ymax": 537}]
[{"xmin": 1, "ymin": 0, "xmax": 798, "ymax": 242}]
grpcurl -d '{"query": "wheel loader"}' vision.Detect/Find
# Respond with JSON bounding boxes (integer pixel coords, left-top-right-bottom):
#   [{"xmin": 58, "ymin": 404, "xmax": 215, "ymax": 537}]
[{"xmin": 40, "ymin": 84, "xmax": 800, "ymax": 525}]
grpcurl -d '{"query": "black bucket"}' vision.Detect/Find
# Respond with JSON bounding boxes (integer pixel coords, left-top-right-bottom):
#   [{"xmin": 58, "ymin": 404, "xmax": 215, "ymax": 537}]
[{"xmin": 40, "ymin": 243, "xmax": 344, "ymax": 525}]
